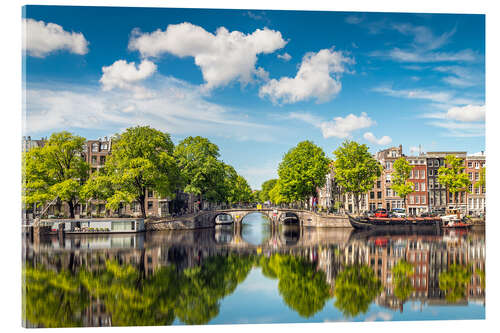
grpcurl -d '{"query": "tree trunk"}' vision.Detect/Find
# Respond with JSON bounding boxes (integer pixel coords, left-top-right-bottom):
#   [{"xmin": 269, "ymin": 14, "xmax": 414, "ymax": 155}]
[
  {"xmin": 68, "ymin": 200, "xmax": 75, "ymax": 218},
  {"xmin": 354, "ymin": 194, "xmax": 360, "ymax": 214},
  {"xmin": 139, "ymin": 192, "xmax": 146, "ymax": 219}
]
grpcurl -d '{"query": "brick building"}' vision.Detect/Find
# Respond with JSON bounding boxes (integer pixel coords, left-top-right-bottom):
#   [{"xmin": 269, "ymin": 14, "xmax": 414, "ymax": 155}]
[
  {"xmin": 406, "ymin": 156, "xmax": 428, "ymax": 215},
  {"xmin": 376, "ymin": 145, "xmax": 405, "ymax": 211},
  {"xmin": 465, "ymin": 152, "xmax": 486, "ymax": 216}
]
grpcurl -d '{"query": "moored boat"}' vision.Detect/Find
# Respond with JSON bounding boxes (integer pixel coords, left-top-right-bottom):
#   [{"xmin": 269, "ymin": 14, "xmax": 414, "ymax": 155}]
[{"xmin": 347, "ymin": 214, "xmax": 441, "ymax": 230}]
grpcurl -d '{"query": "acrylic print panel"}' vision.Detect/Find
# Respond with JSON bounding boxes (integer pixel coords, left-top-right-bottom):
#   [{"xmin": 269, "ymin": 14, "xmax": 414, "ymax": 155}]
[{"xmin": 22, "ymin": 5, "xmax": 485, "ymax": 328}]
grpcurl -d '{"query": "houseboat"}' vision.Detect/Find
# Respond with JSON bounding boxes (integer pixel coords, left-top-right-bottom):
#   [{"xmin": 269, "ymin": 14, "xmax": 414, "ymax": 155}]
[
  {"xmin": 347, "ymin": 214, "xmax": 470, "ymax": 230},
  {"xmin": 44, "ymin": 218, "xmax": 145, "ymax": 234}
]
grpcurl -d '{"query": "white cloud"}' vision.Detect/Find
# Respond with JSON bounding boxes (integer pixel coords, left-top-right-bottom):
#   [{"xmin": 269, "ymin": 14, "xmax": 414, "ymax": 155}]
[
  {"xmin": 277, "ymin": 52, "xmax": 291, "ymax": 61},
  {"xmin": 24, "ymin": 76, "xmax": 278, "ymax": 143},
  {"xmin": 290, "ymin": 111, "xmax": 374, "ymax": 139},
  {"xmin": 128, "ymin": 22, "xmax": 287, "ymax": 90},
  {"xmin": 446, "ymin": 104, "xmax": 485, "ymax": 122},
  {"xmin": 23, "ymin": 18, "xmax": 89, "ymax": 57},
  {"xmin": 428, "ymin": 120, "xmax": 485, "ymax": 137},
  {"xmin": 391, "ymin": 23, "xmax": 456, "ymax": 51},
  {"xmin": 433, "ymin": 66, "xmax": 482, "ymax": 87},
  {"xmin": 100, "ymin": 59, "xmax": 157, "ymax": 98},
  {"xmin": 363, "ymin": 132, "xmax": 392, "ymax": 145},
  {"xmin": 345, "ymin": 15, "xmax": 364, "ymax": 24},
  {"xmin": 386, "ymin": 48, "xmax": 477, "ymax": 63},
  {"xmin": 259, "ymin": 48, "xmax": 354, "ymax": 104},
  {"xmin": 373, "ymin": 86, "xmax": 452, "ymax": 104}
]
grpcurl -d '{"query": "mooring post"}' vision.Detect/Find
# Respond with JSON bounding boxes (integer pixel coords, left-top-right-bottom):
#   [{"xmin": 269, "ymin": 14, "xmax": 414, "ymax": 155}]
[{"xmin": 58, "ymin": 222, "xmax": 65, "ymax": 247}]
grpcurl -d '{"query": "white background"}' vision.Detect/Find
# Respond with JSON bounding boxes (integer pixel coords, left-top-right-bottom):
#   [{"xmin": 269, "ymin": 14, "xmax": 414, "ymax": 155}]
[{"xmin": 1, "ymin": 1, "xmax": 498, "ymax": 332}]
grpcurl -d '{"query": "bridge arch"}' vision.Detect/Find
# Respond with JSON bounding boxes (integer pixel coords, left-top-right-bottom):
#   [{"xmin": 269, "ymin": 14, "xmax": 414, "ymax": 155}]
[{"xmin": 278, "ymin": 211, "xmax": 300, "ymax": 225}]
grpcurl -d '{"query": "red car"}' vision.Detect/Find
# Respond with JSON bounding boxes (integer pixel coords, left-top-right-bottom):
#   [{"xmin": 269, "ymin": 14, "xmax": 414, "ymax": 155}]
[{"xmin": 374, "ymin": 208, "xmax": 388, "ymax": 218}]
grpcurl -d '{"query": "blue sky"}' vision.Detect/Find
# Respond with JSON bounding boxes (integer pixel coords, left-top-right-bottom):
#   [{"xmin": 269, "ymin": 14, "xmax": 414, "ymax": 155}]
[{"xmin": 23, "ymin": 6, "xmax": 485, "ymax": 189}]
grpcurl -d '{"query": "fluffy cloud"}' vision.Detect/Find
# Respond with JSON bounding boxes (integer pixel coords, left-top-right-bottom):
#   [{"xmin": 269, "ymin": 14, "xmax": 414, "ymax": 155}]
[
  {"xmin": 259, "ymin": 48, "xmax": 354, "ymax": 104},
  {"xmin": 23, "ymin": 18, "xmax": 89, "ymax": 57},
  {"xmin": 277, "ymin": 52, "xmax": 291, "ymax": 61},
  {"xmin": 24, "ymin": 76, "xmax": 278, "ymax": 142},
  {"xmin": 290, "ymin": 111, "xmax": 374, "ymax": 138},
  {"xmin": 100, "ymin": 59, "xmax": 157, "ymax": 98},
  {"xmin": 446, "ymin": 104, "xmax": 485, "ymax": 122},
  {"xmin": 128, "ymin": 22, "xmax": 287, "ymax": 90},
  {"xmin": 363, "ymin": 132, "xmax": 392, "ymax": 145}
]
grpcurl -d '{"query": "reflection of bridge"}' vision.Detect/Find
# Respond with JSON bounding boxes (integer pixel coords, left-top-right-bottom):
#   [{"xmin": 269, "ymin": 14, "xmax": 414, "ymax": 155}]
[{"xmin": 147, "ymin": 208, "xmax": 350, "ymax": 231}]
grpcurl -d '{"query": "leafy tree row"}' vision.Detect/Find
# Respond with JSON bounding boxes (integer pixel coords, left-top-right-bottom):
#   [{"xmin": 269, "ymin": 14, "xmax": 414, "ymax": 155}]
[{"xmin": 23, "ymin": 127, "xmax": 254, "ymax": 219}]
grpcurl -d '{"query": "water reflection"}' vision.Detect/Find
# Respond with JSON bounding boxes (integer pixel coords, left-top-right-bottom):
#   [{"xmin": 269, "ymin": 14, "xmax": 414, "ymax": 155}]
[
  {"xmin": 22, "ymin": 226, "xmax": 485, "ymax": 327},
  {"xmin": 240, "ymin": 213, "xmax": 271, "ymax": 245}
]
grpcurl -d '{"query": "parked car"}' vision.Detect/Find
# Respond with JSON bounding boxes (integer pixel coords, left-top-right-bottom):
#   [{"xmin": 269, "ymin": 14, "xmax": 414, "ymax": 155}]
[
  {"xmin": 374, "ymin": 208, "xmax": 388, "ymax": 218},
  {"xmin": 392, "ymin": 208, "xmax": 406, "ymax": 218}
]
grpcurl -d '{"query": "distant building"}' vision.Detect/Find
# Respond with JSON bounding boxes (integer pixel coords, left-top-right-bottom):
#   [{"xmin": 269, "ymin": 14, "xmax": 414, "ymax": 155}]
[
  {"xmin": 406, "ymin": 155, "xmax": 428, "ymax": 215},
  {"xmin": 465, "ymin": 152, "xmax": 486, "ymax": 216},
  {"xmin": 376, "ymin": 145, "xmax": 405, "ymax": 211}
]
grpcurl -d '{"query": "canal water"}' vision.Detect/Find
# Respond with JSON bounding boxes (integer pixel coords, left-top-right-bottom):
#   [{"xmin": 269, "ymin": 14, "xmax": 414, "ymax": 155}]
[{"xmin": 22, "ymin": 213, "xmax": 485, "ymax": 327}]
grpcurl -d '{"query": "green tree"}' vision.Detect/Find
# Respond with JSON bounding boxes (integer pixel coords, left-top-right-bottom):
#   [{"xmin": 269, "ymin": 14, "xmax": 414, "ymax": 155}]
[
  {"xmin": 277, "ymin": 141, "xmax": 330, "ymax": 206},
  {"xmin": 89, "ymin": 126, "xmax": 180, "ymax": 218},
  {"xmin": 437, "ymin": 155, "xmax": 471, "ymax": 211},
  {"xmin": 260, "ymin": 179, "xmax": 278, "ymax": 202},
  {"xmin": 392, "ymin": 260, "xmax": 415, "ymax": 303},
  {"xmin": 230, "ymin": 175, "xmax": 253, "ymax": 204},
  {"xmin": 474, "ymin": 166, "xmax": 486, "ymax": 190},
  {"xmin": 22, "ymin": 132, "xmax": 89, "ymax": 218},
  {"xmin": 334, "ymin": 265, "xmax": 382, "ymax": 318},
  {"xmin": 438, "ymin": 264, "xmax": 472, "ymax": 302},
  {"xmin": 391, "ymin": 158, "xmax": 414, "ymax": 214},
  {"xmin": 252, "ymin": 190, "xmax": 262, "ymax": 203},
  {"xmin": 268, "ymin": 181, "xmax": 287, "ymax": 205},
  {"xmin": 333, "ymin": 141, "xmax": 382, "ymax": 213},
  {"xmin": 174, "ymin": 136, "xmax": 226, "ymax": 205}
]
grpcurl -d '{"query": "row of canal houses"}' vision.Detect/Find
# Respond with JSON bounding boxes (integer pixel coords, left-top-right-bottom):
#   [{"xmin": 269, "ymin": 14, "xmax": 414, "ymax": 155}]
[{"xmin": 317, "ymin": 145, "xmax": 486, "ymax": 216}]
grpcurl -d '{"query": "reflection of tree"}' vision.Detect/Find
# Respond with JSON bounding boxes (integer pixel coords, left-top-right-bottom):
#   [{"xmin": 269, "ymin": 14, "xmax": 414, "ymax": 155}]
[
  {"xmin": 175, "ymin": 254, "xmax": 255, "ymax": 324},
  {"xmin": 261, "ymin": 254, "xmax": 331, "ymax": 318},
  {"xmin": 477, "ymin": 269, "xmax": 485, "ymax": 290},
  {"xmin": 23, "ymin": 266, "xmax": 89, "ymax": 327},
  {"xmin": 439, "ymin": 264, "xmax": 472, "ymax": 303},
  {"xmin": 392, "ymin": 260, "xmax": 414, "ymax": 302},
  {"xmin": 334, "ymin": 265, "xmax": 382, "ymax": 318}
]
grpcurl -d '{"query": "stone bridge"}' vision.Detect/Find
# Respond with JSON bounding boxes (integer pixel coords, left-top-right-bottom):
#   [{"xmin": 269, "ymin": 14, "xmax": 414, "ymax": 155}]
[{"xmin": 147, "ymin": 208, "xmax": 349, "ymax": 231}]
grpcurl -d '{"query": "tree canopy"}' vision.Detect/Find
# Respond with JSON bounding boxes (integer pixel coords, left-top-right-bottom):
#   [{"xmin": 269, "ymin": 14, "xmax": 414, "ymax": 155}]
[
  {"xmin": 277, "ymin": 141, "xmax": 330, "ymax": 204},
  {"xmin": 437, "ymin": 155, "xmax": 471, "ymax": 204},
  {"xmin": 260, "ymin": 179, "xmax": 278, "ymax": 202},
  {"xmin": 391, "ymin": 158, "xmax": 414, "ymax": 212},
  {"xmin": 22, "ymin": 131, "xmax": 89, "ymax": 218},
  {"xmin": 174, "ymin": 136, "xmax": 227, "ymax": 204},
  {"xmin": 333, "ymin": 141, "xmax": 382, "ymax": 213},
  {"xmin": 86, "ymin": 126, "xmax": 180, "ymax": 218}
]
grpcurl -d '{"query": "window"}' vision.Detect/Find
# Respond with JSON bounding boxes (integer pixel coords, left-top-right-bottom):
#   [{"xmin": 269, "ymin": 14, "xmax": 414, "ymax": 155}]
[
  {"xmin": 91, "ymin": 156, "xmax": 97, "ymax": 165},
  {"xmin": 386, "ymin": 174, "xmax": 391, "ymax": 183},
  {"xmin": 475, "ymin": 162, "xmax": 479, "ymax": 169},
  {"xmin": 92, "ymin": 143, "xmax": 99, "ymax": 152},
  {"xmin": 468, "ymin": 172, "xmax": 473, "ymax": 180},
  {"xmin": 370, "ymin": 192, "xmax": 375, "ymax": 199},
  {"xmin": 421, "ymin": 196, "xmax": 426, "ymax": 204},
  {"xmin": 386, "ymin": 189, "xmax": 392, "ymax": 197},
  {"xmin": 377, "ymin": 181, "xmax": 381, "ymax": 188},
  {"xmin": 435, "ymin": 160, "xmax": 439, "ymax": 167},
  {"xmin": 416, "ymin": 196, "xmax": 420, "ymax": 204},
  {"xmin": 468, "ymin": 184, "xmax": 473, "ymax": 192},
  {"xmin": 377, "ymin": 191, "xmax": 382, "ymax": 199},
  {"xmin": 475, "ymin": 172, "xmax": 479, "ymax": 180},
  {"xmin": 415, "ymin": 183, "xmax": 419, "ymax": 191},
  {"xmin": 475, "ymin": 187, "xmax": 480, "ymax": 194},
  {"xmin": 482, "ymin": 185, "xmax": 485, "ymax": 194},
  {"xmin": 409, "ymin": 196, "xmax": 414, "ymax": 204},
  {"xmin": 410, "ymin": 170, "xmax": 414, "ymax": 178},
  {"xmin": 147, "ymin": 201, "xmax": 153, "ymax": 210},
  {"xmin": 428, "ymin": 160, "xmax": 433, "ymax": 167},
  {"xmin": 100, "ymin": 143, "xmax": 108, "ymax": 150},
  {"xmin": 468, "ymin": 161, "xmax": 473, "ymax": 168},
  {"xmin": 100, "ymin": 156, "xmax": 106, "ymax": 165},
  {"xmin": 147, "ymin": 190, "xmax": 153, "ymax": 198},
  {"xmin": 430, "ymin": 197, "xmax": 434, "ymax": 205},
  {"xmin": 421, "ymin": 183, "xmax": 426, "ymax": 191},
  {"xmin": 420, "ymin": 170, "xmax": 425, "ymax": 178}
]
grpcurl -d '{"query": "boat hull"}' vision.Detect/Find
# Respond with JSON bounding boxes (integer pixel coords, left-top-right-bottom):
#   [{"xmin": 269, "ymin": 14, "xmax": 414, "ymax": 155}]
[{"xmin": 347, "ymin": 214, "xmax": 441, "ymax": 230}]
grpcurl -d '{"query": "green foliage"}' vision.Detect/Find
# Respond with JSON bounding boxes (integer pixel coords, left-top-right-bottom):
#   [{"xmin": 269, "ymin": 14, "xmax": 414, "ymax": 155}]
[
  {"xmin": 438, "ymin": 264, "xmax": 472, "ymax": 302},
  {"xmin": 174, "ymin": 136, "xmax": 227, "ymax": 203},
  {"xmin": 391, "ymin": 158, "xmax": 414, "ymax": 210},
  {"xmin": 392, "ymin": 260, "xmax": 415, "ymax": 302},
  {"xmin": 260, "ymin": 179, "xmax": 278, "ymax": 202},
  {"xmin": 437, "ymin": 155, "xmax": 471, "ymax": 200},
  {"xmin": 333, "ymin": 141, "xmax": 382, "ymax": 213},
  {"xmin": 261, "ymin": 254, "xmax": 331, "ymax": 317},
  {"xmin": 268, "ymin": 180, "xmax": 288, "ymax": 205},
  {"xmin": 252, "ymin": 190, "xmax": 261, "ymax": 203},
  {"xmin": 474, "ymin": 166, "xmax": 486, "ymax": 190},
  {"xmin": 94, "ymin": 126, "xmax": 180, "ymax": 218},
  {"xmin": 277, "ymin": 141, "xmax": 330, "ymax": 203},
  {"xmin": 22, "ymin": 131, "xmax": 89, "ymax": 217},
  {"xmin": 334, "ymin": 265, "xmax": 382, "ymax": 318},
  {"xmin": 22, "ymin": 266, "xmax": 89, "ymax": 327}
]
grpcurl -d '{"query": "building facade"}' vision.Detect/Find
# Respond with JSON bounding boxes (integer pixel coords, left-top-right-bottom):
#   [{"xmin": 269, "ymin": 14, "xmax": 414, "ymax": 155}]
[
  {"xmin": 407, "ymin": 156, "xmax": 428, "ymax": 215},
  {"xmin": 465, "ymin": 152, "xmax": 486, "ymax": 216},
  {"xmin": 376, "ymin": 145, "xmax": 405, "ymax": 211}
]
